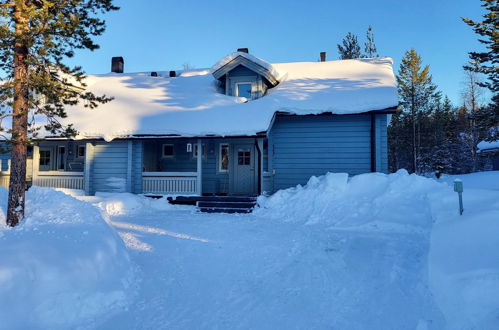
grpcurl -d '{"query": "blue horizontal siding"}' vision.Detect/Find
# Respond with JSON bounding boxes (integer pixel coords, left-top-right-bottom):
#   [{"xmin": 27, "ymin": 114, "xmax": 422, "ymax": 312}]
[
  {"xmin": 91, "ymin": 141, "xmax": 129, "ymax": 194},
  {"xmin": 269, "ymin": 115, "xmax": 375, "ymax": 192}
]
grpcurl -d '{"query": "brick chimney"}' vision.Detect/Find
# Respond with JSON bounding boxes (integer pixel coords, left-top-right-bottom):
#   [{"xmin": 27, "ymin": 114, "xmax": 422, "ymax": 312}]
[
  {"xmin": 111, "ymin": 57, "xmax": 124, "ymax": 73},
  {"xmin": 320, "ymin": 52, "xmax": 326, "ymax": 62}
]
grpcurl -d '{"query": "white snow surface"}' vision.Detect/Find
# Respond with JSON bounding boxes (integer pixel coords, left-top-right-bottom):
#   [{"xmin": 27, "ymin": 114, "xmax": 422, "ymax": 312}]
[
  {"xmin": 477, "ymin": 139, "xmax": 499, "ymax": 152},
  {"xmin": 0, "ymin": 187, "xmax": 136, "ymax": 330},
  {"xmin": 55, "ymin": 57, "xmax": 397, "ymax": 141},
  {"xmin": 2, "ymin": 170, "xmax": 498, "ymax": 329}
]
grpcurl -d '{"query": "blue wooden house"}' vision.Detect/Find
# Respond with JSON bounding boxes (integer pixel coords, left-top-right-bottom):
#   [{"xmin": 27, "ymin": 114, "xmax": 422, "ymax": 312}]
[{"xmin": 0, "ymin": 50, "xmax": 398, "ymax": 199}]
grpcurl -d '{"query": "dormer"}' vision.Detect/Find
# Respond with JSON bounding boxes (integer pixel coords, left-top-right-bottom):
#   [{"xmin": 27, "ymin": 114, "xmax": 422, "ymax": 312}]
[{"xmin": 211, "ymin": 49, "xmax": 280, "ymax": 100}]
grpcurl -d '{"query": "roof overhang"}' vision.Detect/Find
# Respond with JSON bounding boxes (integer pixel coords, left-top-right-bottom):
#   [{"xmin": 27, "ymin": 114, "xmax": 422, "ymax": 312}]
[{"xmin": 212, "ymin": 55, "xmax": 279, "ymax": 86}]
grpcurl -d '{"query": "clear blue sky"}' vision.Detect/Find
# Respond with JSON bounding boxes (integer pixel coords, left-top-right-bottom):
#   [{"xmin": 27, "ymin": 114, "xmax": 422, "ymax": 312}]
[{"xmin": 69, "ymin": 0, "xmax": 488, "ymax": 105}]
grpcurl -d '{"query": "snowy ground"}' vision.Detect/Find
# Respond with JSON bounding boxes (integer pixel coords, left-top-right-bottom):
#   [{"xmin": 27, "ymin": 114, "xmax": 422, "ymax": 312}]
[{"xmin": 1, "ymin": 171, "xmax": 498, "ymax": 329}]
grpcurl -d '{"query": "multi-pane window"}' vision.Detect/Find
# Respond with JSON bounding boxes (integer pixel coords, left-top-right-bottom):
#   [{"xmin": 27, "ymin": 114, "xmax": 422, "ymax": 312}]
[
  {"xmin": 238, "ymin": 150, "xmax": 251, "ymax": 165},
  {"xmin": 219, "ymin": 144, "xmax": 229, "ymax": 172},
  {"xmin": 39, "ymin": 150, "xmax": 51, "ymax": 166}
]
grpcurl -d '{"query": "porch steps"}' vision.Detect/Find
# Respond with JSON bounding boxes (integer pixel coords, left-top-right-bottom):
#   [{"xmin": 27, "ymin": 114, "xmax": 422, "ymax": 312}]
[{"xmin": 167, "ymin": 196, "xmax": 258, "ymax": 213}]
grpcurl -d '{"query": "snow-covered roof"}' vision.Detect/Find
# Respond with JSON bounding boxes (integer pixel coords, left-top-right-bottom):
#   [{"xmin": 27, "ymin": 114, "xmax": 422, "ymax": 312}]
[
  {"xmin": 478, "ymin": 140, "xmax": 499, "ymax": 153},
  {"xmin": 60, "ymin": 56, "xmax": 398, "ymax": 141}
]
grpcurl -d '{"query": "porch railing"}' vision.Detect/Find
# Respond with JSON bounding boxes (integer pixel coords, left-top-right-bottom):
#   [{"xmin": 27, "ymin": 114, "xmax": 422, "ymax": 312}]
[
  {"xmin": 33, "ymin": 171, "xmax": 85, "ymax": 190},
  {"xmin": 142, "ymin": 172, "xmax": 198, "ymax": 195}
]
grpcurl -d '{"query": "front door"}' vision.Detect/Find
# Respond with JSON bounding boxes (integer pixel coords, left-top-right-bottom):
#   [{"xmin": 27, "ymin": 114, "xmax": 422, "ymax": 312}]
[
  {"xmin": 232, "ymin": 144, "xmax": 256, "ymax": 195},
  {"xmin": 39, "ymin": 147, "xmax": 53, "ymax": 171}
]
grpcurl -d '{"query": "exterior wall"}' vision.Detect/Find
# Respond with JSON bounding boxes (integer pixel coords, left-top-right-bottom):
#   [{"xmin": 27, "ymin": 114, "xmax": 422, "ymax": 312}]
[
  {"xmin": 132, "ymin": 141, "xmax": 143, "ymax": 194},
  {"xmin": 268, "ymin": 114, "xmax": 388, "ymax": 192},
  {"xmin": 90, "ymin": 141, "xmax": 129, "ymax": 194}
]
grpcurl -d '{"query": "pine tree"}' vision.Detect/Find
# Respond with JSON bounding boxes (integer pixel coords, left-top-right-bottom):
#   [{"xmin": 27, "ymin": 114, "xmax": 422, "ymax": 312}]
[
  {"xmin": 462, "ymin": 0, "xmax": 499, "ymax": 107},
  {"xmin": 337, "ymin": 32, "xmax": 361, "ymax": 59},
  {"xmin": 0, "ymin": 1, "xmax": 118, "ymax": 226},
  {"xmin": 396, "ymin": 49, "xmax": 439, "ymax": 173},
  {"xmin": 364, "ymin": 26, "xmax": 378, "ymax": 58}
]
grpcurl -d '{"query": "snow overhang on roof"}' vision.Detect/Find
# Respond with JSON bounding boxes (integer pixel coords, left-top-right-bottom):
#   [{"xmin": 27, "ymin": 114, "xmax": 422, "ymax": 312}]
[
  {"xmin": 35, "ymin": 56, "xmax": 398, "ymax": 142},
  {"xmin": 477, "ymin": 140, "xmax": 499, "ymax": 153},
  {"xmin": 211, "ymin": 52, "xmax": 280, "ymax": 86}
]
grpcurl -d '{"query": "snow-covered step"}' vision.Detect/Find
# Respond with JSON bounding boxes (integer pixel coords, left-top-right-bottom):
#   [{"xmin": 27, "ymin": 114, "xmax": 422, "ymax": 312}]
[
  {"xmin": 197, "ymin": 201, "xmax": 256, "ymax": 209},
  {"xmin": 198, "ymin": 207, "xmax": 253, "ymax": 214},
  {"xmin": 168, "ymin": 195, "xmax": 257, "ymax": 205}
]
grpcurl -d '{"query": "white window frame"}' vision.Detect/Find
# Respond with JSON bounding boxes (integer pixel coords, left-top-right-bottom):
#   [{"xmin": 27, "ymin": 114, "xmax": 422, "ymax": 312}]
[
  {"xmin": 162, "ymin": 144, "xmax": 175, "ymax": 158},
  {"xmin": 218, "ymin": 143, "xmax": 229, "ymax": 172},
  {"xmin": 234, "ymin": 82, "xmax": 254, "ymax": 99},
  {"xmin": 193, "ymin": 143, "xmax": 206, "ymax": 159},
  {"xmin": 76, "ymin": 145, "xmax": 86, "ymax": 159}
]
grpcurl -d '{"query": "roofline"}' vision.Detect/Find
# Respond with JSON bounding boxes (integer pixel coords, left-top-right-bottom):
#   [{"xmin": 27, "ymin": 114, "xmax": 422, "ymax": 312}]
[
  {"xmin": 40, "ymin": 134, "xmax": 266, "ymax": 142},
  {"xmin": 265, "ymin": 106, "xmax": 397, "ymax": 133}
]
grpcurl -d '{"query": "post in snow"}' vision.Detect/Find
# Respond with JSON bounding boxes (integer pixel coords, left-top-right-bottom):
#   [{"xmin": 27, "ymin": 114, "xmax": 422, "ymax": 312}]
[{"xmin": 453, "ymin": 179, "xmax": 464, "ymax": 215}]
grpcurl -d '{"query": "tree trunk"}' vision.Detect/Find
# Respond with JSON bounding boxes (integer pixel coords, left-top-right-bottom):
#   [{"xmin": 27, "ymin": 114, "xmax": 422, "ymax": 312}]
[{"xmin": 7, "ymin": 4, "xmax": 29, "ymax": 227}]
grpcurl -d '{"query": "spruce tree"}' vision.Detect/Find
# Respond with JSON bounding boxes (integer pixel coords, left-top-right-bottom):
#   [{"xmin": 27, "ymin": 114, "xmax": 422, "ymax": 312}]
[
  {"xmin": 337, "ymin": 32, "xmax": 361, "ymax": 59},
  {"xmin": 396, "ymin": 49, "xmax": 439, "ymax": 173},
  {"xmin": 462, "ymin": 0, "xmax": 499, "ymax": 107},
  {"xmin": 0, "ymin": 1, "xmax": 118, "ymax": 226},
  {"xmin": 364, "ymin": 26, "xmax": 378, "ymax": 58}
]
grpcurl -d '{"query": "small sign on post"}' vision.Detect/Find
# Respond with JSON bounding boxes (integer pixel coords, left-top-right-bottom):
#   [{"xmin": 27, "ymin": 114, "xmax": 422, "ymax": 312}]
[{"xmin": 453, "ymin": 179, "xmax": 464, "ymax": 215}]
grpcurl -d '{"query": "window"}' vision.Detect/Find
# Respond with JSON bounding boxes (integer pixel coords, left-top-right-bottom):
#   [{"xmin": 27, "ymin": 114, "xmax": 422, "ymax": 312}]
[
  {"xmin": 76, "ymin": 145, "xmax": 85, "ymax": 158},
  {"xmin": 235, "ymin": 82, "xmax": 253, "ymax": 99},
  {"xmin": 39, "ymin": 150, "xmax": 51, "ymax": 166},
  {"xmin": 193, "ymin": 144, "xmax": 206, "ymax": 159},
  {"xmin": 219, "ymin": 144, "xmax": 229, "ymax": 172},
  {"xmin": 162, "ymin": 144, "xmax": 174, "ymax": 158},
  {"xmin": 238, "ymin": 150, "xmax": 251, "ymax": 166}
]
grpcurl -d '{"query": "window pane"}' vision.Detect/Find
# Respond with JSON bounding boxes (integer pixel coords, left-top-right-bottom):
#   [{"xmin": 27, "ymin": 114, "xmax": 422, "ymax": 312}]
[
  {"xmin": 78, "ymin": 146, "xmax": 85, "ymax": 157},
  {"xmin": 163, "ymin": 145, "xmax": 174, "ymax": 156},
  {"xmin": 40, "ymin": 150, "xmax": 50, "ymax": 166},
  {"xmin": 221, "ymin": 145, "xmax": 229, "ymax": 170},
  {"xmin": 237, "ymin": 83, "xmax": 252, "ymax": 98}
]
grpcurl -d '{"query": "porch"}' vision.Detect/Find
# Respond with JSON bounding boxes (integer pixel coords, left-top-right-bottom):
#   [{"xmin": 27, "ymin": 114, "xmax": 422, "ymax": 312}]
[
  {"xmin": 0, "ymin": 141, "xmax": 87, "ymax": 191},
  {"xmin": 141, "ymin": 137, "xmax": 265, "ymax": 196}
]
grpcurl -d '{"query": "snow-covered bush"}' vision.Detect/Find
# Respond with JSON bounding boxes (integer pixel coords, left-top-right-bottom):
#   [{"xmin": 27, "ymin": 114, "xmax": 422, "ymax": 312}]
[{"xmin": 0, "ymin": 187, "xmax": 136, "ymax": 329}]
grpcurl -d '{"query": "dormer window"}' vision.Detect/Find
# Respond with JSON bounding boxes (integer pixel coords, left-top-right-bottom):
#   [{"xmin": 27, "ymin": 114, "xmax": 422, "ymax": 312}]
[
  {"xmin": 211, "ymin": 51, "xmax": 280, "ymax": 101},
  {"xmin": 235, "ymin": 82, "xmax": 253, "ymax": 99}
]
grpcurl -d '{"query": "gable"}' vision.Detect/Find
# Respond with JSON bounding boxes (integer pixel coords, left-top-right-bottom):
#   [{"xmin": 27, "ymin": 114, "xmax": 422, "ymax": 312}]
[{"xmin": 212, "ymin": 53, "xmax": 280, "ymax": 86}]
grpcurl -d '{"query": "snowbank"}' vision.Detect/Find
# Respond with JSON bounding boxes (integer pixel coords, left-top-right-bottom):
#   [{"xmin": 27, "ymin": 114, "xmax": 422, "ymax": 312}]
[
  {"xmin": 430, "ymin": 171, "xmax": 499, "ymax": 329},
  {"xmin": 0, "ymin": 187, "xmax": 136, "ymax": 330},
  {"xmin": 256, "ymin": 170, "xmax": 446, "ymax": 230}
]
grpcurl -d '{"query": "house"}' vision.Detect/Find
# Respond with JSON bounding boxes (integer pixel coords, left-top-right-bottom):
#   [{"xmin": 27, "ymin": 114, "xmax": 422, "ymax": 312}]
[
  {"xmin": 478, "ymin": 139, "xmax": 499, "ymax": 170},
  {"xmin": 0, "ymin": 50, "xmax": 398, "ymax": 197}
]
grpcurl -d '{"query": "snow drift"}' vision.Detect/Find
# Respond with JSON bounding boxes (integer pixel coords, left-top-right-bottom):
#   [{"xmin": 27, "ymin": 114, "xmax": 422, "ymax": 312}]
[
  {"xmin": 256, "ymin": 169, "xmax": 446, "ymax": 229},
  {"xmin": 0, "ymin": 187, "xmax": 135, "ymax": 330}
]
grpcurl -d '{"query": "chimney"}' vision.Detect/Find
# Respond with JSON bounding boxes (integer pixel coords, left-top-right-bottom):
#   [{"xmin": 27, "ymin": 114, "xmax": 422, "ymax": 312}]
[
  {"xmin": 169, "ymin": 70, "xmax": 176, "ymax": 78},
  {"xmin": 111, "ymin": 56, "xmax": 124, "ymax": 73},
  {"xmin": 237, "ymin": 48, "xmax": 249, "ymax": 53},
  {"xmin": 320, "ymin": 52, "xmax": 326, "ymax": 62}
]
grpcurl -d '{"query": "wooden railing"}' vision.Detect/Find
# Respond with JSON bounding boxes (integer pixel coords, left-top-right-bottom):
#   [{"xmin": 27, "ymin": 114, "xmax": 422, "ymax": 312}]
[
  {"xmin": 33, "ymin": 171, "xmax": 85, "ymax": 190},
  {"xmin": 142, "ymin": 172, "xmax": 198, "ymax": 195}
]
